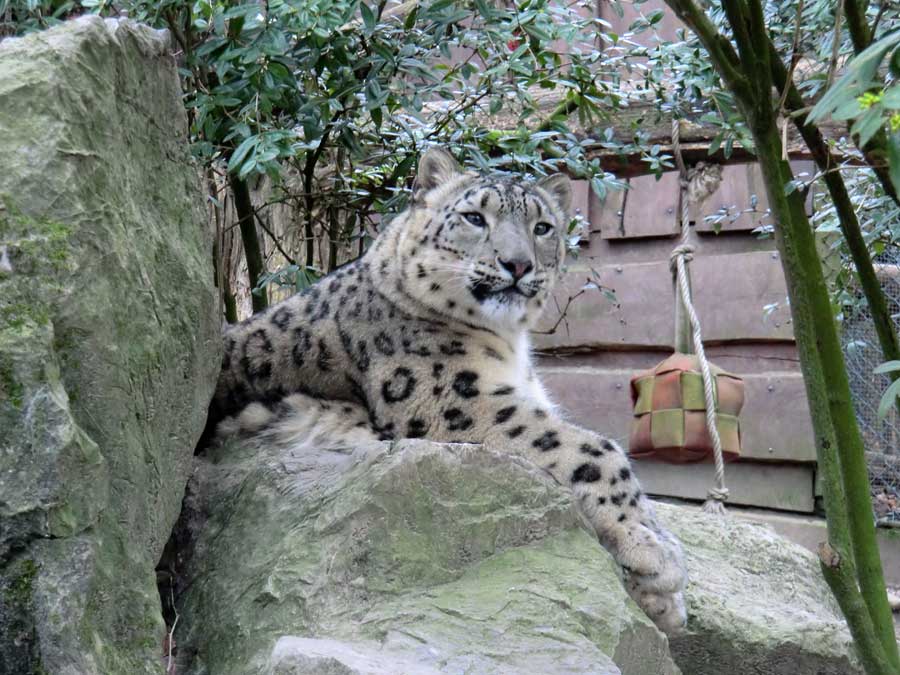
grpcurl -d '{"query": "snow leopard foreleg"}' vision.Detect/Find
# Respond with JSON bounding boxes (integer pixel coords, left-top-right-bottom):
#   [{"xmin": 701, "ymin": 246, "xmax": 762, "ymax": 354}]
[{"xmin": 480, "ymin": 397, "xmax": 688, "ymax": 634}]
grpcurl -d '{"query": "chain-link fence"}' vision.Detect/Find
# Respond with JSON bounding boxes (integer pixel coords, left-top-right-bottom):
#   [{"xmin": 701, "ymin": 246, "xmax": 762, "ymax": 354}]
[{"xmin": 841, "ymin": 256, "xmax": 900, "ymax": 525}]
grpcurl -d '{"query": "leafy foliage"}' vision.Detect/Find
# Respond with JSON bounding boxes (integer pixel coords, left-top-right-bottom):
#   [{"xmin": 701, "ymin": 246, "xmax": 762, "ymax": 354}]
[
  {"xmin": 5, "ymin": 0, "xmax": 900, "ymax": 315},
  {"xmin": 809, "ymin": 30, "xmax": 900, "ymax": 193},
  {"xmin": 5, "ymin": 0, "xmax": 644, "ymax": 280}
]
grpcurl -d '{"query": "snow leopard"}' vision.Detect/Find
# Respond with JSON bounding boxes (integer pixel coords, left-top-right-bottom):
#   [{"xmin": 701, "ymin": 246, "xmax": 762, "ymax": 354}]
[{"xmin": 205, "ymin": 147, "xmax": 688, "ymax": 634}]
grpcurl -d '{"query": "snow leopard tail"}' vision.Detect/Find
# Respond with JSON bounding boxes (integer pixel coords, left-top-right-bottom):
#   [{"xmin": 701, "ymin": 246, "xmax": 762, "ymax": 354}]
[{"xmin": 215, "ymin": 393, "xmax": 379, "ymax": 451}]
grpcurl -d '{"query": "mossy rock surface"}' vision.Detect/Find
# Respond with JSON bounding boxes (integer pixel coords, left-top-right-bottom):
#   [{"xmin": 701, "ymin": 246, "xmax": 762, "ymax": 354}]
[
  {"xmin": 178, "ymin": 438, "xmax": 863, "ymax": 675},
  {"xmin": 0, "ymin": 16, "xmax": 220, "ymax": 674},
  {"xmin": 177, "ymin": 439, "xmax": 678, "ymax": 675},
  {"xmin": 657, "ymin": 503, "xmax": 862, "ymax": 675}
]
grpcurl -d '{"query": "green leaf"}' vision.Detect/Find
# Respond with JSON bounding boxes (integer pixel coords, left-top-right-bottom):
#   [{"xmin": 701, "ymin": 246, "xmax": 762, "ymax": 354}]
[
  {"xmin": 228, "ymin": 136, "xmax": 258, "ymax": 174},
  {"xmin": 882, "ymin": 86, "xmax": 900, "ymax": 109},
  {"xmin": 831, "ymin": 98, "xmax": 863, "ymax": 120},
  {"xmin": 874, "ymin": 360, "xmax": 900, "ymax": 374},
  {"xmin": 891, "ymin": 46, "xmax": 900, "ymax": 79},
  {"xmin": 808, "ymin": 31, "xmax": 900, "ymax": 123},
  {"xmin": 360, "ymin": 2, "xmax": 375, "ymax": 32},
  {"xmin": 851, "ymin": 106, "xmax": 885, "ymax": 148},
  {"xmin": 523, "ymin": 23, "xmax": 552, "ymax": 43},
  {"xmin": 393, "ymin": 154, "xmax": 416, "ymax": 178},
  {"xmin": 237, "ymin": 157, "xmax": 257, "ymax": 180},
  {"xmin": 877, "ymin": 377, "xmax": 900, "ymax": 421},
  {"xmin": 426, "ymin": 0, "xmax": 457, "ymax": 12},
  {"xmin": 888, "ymin": 133, "xmax": 900, "ymax": 198},
  {"xmin": 403, "ymin": 5, "xmax": 418, "ymax": 29},
  {"xmin": 473, "ymin": 0, "xmax": 495, "ymax": 19},
  {"xmin": 267, "ymin": 62, "xmax": 291, "ymax": 81},
  {"xmin": 845, "ymin": 32, "xmax": 900, "ymax": 83}
]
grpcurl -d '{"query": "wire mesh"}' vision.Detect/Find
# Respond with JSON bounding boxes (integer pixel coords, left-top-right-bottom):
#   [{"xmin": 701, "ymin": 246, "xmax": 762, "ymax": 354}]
[{"xmin": 840, "ymin": 258, "xmax": 900, "ymax": 525}]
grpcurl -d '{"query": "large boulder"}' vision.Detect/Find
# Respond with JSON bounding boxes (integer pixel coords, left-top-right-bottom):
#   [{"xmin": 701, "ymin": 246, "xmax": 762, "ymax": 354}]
[
  {"xmin": 176, "ymin": 438, "xmax": 861, "ymax": 675},
  {"xmin": 657, "ymin": 504, "xmax": 861, "ymax": 675},
  {"xmin": 0, "ymin": 17, "xmax": 220, "ymax": 674},
  {"xmin": 176, "ymin": 439, "xmax": 678, "ymax": 675}
]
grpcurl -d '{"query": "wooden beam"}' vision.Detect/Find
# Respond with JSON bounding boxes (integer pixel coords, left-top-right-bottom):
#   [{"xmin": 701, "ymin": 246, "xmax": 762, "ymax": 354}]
[
  {"xmin": 582, "ymin": 104, "xmax": 848, "ymax": 177},
  {"xmin": 478, "ymin": 95, "xmax": 851, "ymax": 177}
]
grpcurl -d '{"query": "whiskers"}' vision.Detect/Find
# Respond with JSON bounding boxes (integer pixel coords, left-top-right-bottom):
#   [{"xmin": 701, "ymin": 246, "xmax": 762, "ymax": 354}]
[
  {"xmin": 420, "ymin": 259, "xmax": 474, "ymax": 293},
  {"xmin": 425, "ymin": 259, "xmax": 473, "ymax": 275}
]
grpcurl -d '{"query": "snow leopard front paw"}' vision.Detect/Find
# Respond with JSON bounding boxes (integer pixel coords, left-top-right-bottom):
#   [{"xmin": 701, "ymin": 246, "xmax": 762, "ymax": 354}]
[
  {"xmin": 612, "ymin": 524, "xmax": 688, "ymax": 636},
  {"xmin": 625, "ymin": 578, "xmax": 687, "ymax": 636}
]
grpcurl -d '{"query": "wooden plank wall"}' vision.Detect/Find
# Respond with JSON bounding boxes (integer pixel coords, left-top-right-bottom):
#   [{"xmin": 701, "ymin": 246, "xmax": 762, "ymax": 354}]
[
  {"xmin": 533, "ymin": 167, "xmax": 819, "ymax": 513},
  {"xmin": 523, "ymin": 0, "xmax": 821, "ymax": 513}
]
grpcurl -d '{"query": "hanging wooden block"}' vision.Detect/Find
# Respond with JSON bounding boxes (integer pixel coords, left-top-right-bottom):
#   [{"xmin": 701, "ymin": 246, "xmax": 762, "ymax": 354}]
[{"xmin": 628, "ymin": 353, "xmax": 744, "ymax": 463}]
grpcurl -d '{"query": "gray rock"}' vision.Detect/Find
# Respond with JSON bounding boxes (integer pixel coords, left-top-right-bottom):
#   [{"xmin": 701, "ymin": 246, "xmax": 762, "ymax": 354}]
[
  {"xmin": 267, "ymin": 637, "xmax": 444, "ymax": 675},
  {"xmin": 657, "ymin": 503, "xmax": 862, "ymax": 675},
  {"xmin": 0, "ymin": 16, "xmax": 220, "ymax": 674},
  {"xmin": 177, "ymin": 439, "xmax": 677, "ymax": 675},
  {"xmin": 178, "ymin": 438, "xmax": 862, "ymax": 675}
]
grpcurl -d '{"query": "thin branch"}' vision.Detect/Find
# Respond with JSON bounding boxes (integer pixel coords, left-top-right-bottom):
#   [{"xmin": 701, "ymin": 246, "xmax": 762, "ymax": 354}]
[
  {"xmin": 532, "ymin": 274, "xmax": 617, "ymax": 336},
  {"xmin": 531, "ymin": 288, "xmax": 587, "ymax": 335},
  {"xmin": 163, "ymin": 8, "xmax": 189, "ymax": 56},
  {"xmin": 839, "ymin": 0, "xmax": 900, "ymax": 207},
  {"xmin": 664, "ymin": 0, "xmax": 900, "ymax": 667},
  {"xmin": 166, "ymin": 585, "xmax": 179, "ymax": 675},
  {"xmin": 536, "ymin": 95, "xmax": 582, "ymax": 134},
  {"xmin": 871, "ymin": 1, "xmax": 887, "ymax": 36},
  {"xmin": 720, "ymin": 0, "xmax": 755, "ymax": 76},
  {"xmin": 827, "ymin": 0, "xmax": 845, "ymax": 90},
  {"xmin": 741, "ymin": 0, "xmax": 774, "ymax": 117},
  {"xmin": 231, "ymin": 176, "xmax": 268, "ymax": 313},
  {"xmin": 777, "ymin": 0, "xmax": 804, "ymax": 115},
  {"xmin": 254, "ymin": 210, "xmax": 297, "ymax": 266}
]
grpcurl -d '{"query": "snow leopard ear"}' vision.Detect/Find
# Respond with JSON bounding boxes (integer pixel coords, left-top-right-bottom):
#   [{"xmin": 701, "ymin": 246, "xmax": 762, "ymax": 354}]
[
  {"xmin": 413, "ymin": 148, "xmax": 462, "ymax": 196},
  {"xmin": 536, "ymin": 174, "xmax": 572, "ymax": 214}
]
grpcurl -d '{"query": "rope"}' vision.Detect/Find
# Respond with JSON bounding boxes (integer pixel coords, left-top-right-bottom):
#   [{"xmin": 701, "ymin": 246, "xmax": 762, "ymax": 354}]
[{"xmin": 670, "ymin": 119, "xmax": 729, "ymax": 516}]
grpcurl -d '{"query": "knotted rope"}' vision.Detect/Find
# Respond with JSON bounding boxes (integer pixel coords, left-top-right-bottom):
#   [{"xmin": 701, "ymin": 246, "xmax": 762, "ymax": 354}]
[{"xmin": 670, "ymin": 119, "xmax": 729, "ymax": 515}]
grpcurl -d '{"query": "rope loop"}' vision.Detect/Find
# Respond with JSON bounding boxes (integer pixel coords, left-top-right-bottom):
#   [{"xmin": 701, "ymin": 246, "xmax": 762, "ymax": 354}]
[
  {"xmin": 669, "ymin": 244, "xmax": 695, "ymax": 272},
  {"xmin": 706, "ymin": 486, "xmax": 730, "ymax": 502}
]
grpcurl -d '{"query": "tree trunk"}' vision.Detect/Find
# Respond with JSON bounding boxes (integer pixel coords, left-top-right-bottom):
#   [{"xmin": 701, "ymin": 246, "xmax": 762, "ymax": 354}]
[
  {"xmin": 769, "ymin": 46, "xmax": 900, "ymax": 415},
  {"xmin": 751, "ymin": 127, "xmax": 898, "ymax": 673},
  {"xmin": 231, "ymin": 176, "xmax": 268, "ymax": 314},
  {"xmin": 662, "ymin": 1, "xmax": 900, "ymax": 670}
]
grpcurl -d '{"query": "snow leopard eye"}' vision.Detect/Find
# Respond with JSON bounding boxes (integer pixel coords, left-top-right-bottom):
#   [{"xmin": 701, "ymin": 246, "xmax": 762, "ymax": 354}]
[
  {"xmin": 533, "ymin": 222, "xmax": 552, "ymax": 236},
  {"xmin": 462, "ymin": 212, "xmax": 487, "ymax": 228}
]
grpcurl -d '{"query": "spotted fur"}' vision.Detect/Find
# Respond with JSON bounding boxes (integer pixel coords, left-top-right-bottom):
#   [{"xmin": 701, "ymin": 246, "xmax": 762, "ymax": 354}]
[{"xmin": 206, "ymin": 148, "xmax": 688, "ymax": 634}]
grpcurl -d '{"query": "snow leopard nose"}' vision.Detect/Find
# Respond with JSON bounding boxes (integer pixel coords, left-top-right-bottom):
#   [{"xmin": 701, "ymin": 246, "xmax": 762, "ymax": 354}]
[{"xmin": 499, "ymin": 258, "xmax": 533, "ymax": 281}]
